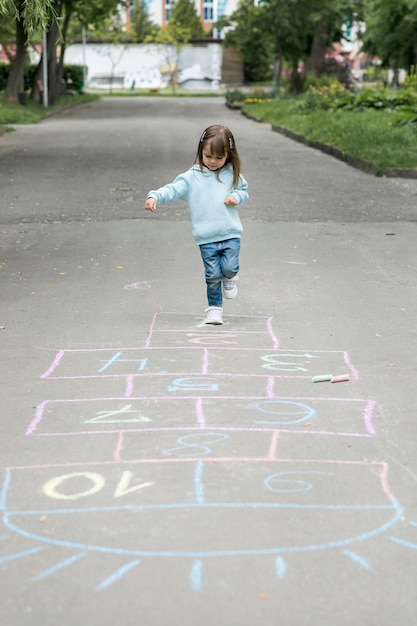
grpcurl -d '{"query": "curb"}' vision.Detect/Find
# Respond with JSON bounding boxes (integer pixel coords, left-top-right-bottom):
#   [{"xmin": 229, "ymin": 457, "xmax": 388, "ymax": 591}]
[{"xmin": 230, "ymin": 104, "xmax": 417, "ymax": 179}]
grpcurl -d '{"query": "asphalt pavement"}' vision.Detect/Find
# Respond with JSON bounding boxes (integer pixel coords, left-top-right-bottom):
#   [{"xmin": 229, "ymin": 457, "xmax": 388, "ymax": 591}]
[{"xmin": 1, "ymin": 96, "xmax": 417, "ymax": 626}]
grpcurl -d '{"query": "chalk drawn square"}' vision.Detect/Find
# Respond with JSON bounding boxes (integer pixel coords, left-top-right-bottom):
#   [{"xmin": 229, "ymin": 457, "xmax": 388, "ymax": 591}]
[
  {"xmin": 204, "ymin": 348, "xmax": 358, "ymax": 379},
  {"xmin": 147, "ymin": 328, "xmax": 277, "ymax": 350},
  {"xmin": 128, "ymin": 373, "xmax": 272, "ymax": 399},
  {"xmin": 41, "ymin": 348, "xmax": 206, "ymax": 380},
  {"xmin": 119, "ymin": 428, "xmax": 274, "ymax": 461},
  {"xmin": 147, "ymin": 312, "xmax": 279, "ymax": 343},
  {"xmin": 274, "ymin": 431, "xmax": 377, "ymax": 462},
  {"xmin": 27, "ymin": 398, "xmax": 203, "ymax": 436},
  {"xmin": 2, "ymin": 463, "xmax": 197, "ymax": 512},
  {"xmin": 202, "ymin": 398, "xmax": 375, "ymax": 436},
  {"xmin": 2, "ymin": 461, "xmax": 402, "ymax": 557}
]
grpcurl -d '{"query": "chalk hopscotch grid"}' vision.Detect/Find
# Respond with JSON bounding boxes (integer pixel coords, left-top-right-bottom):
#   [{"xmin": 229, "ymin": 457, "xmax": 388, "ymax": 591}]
[{"xmin": 3, "ymin": 310, "xmax": 412, "ymax": 591}]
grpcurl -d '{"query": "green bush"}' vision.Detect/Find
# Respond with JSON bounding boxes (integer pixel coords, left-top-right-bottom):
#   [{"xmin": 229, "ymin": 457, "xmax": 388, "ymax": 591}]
[
  {"xmin": 0, "ymin": 63, "xmax": 10, "ymax": 90},
  {"xmin": 297, "ymin": 81, "xmax": 347, "ymax": 111},
  {"xmin": 0, "ymin": 64, "xmax": 85, "ymax": 93},
  {"xmin": 404, "ymin": 66, "xmax": 417, "ymax": 92},
  {"xmin": 335, "ymin": 88, "xmax": 417, "ymax": 111},
  {"xmin": 225, "ymin": 89, "xmax": 247, "ymax": 104},
  {"xmin": 226, "ymin": 87, "xmax": 278, "ymax": 106},
  {"xmin": 392, "ymin": 106, "xmax": 417, "ymax": 127}
]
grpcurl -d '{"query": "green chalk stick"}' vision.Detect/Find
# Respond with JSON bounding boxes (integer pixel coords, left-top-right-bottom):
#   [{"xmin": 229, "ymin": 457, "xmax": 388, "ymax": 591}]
[{"xmin": 311, "ymin": 374, "xmax": 333, "ymax": 383}]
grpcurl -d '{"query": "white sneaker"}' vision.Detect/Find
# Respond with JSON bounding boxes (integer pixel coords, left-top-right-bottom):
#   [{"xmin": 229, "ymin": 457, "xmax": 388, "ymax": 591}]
[
  {"xmin": 223, "ymin": 275, "xmax": 238, "ymax": 299},
  {"xmin": 204, "ymin": 306, "xmax": 223, "ymax": 325}
]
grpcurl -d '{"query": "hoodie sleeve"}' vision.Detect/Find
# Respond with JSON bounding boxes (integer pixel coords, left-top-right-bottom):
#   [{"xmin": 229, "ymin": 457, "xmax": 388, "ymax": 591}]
[
  {"xmin": 229, "ymin": 174, "xmax": 249, "ymax": 205},
  {"xmin": 147, "ymin": 172, "xmax": 189, "ymax": 204}
]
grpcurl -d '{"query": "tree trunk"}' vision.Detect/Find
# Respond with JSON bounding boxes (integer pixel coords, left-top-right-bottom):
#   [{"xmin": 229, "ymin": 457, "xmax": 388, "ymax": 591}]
[
  {"xmin": 308, "ymin": 24, "xmax": 330, "ymax": 76},
  {"xmin": 414, "ymin": 26, "xmax": 417, "ymax": 68},
  {"xmin": 32, "ymin": 21, "xmax": 61, "ymax": 105},
  {"xmin": 4, "ymin": 3, "xmax": 27, "ymax": 104},
  {"xmin": 272, "ymin": 57, "xmax": 281, "ymax": 89},
  {"xmin": 57, "ymin": 10, "xmax": 72, "ymax": 90}
]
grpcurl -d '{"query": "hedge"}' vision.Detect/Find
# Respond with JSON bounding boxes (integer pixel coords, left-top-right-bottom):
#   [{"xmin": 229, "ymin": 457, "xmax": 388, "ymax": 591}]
[{"xmin": 0, "ymin": 63, "xmax": 85, "ymax": 93}]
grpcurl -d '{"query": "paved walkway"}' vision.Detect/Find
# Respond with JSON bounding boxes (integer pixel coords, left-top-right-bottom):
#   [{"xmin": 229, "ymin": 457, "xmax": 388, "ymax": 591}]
[{"xmin": 1, "ymin": 97, "xmax": 417, "ymax": 626}]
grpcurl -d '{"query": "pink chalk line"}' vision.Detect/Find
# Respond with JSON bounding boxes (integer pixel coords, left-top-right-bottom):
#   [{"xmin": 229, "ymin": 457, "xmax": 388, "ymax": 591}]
[
  {"xmin": 268, "ymin": 431, "xmax": 280, "ymax": 459},
  {"xmin": 8, "ymin": 458, "xmax": 389, "ymax": 471},
  {"xmin": 144, "ymin": 312, "xmax": 276, "ymax": 347},
  {"xmin": 144, "ymin": 312, "xmax": 158, "ymax": 348},
  {"xmin": 114, "ymin": 432, "xmax": 124, "ymax": 462},
  {"xmin": 27, "ymin": 428, "xmax": 375, "ymax": 439},
  {"xmin": 125, "ymin": 375, "xmax": 134, "ymax": 397}
]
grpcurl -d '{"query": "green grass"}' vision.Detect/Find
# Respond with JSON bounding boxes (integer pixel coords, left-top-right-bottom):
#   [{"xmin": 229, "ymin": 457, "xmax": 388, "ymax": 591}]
[
  {"xmin": 243, "ymin": 97, "xmax": 417, "ymax": 171},
  {"xmin": 0, "ymin": 92, "xmax": 100, "ymax": 127}
]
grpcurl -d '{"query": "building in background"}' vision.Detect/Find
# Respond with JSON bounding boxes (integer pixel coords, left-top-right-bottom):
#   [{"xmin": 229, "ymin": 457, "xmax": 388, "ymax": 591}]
[{"xmin": 122, "ymin": 0, "xmax": 240, "ymax": 36}]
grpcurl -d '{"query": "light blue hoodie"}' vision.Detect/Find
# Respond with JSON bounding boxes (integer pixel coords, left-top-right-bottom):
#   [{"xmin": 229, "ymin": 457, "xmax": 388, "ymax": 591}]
[{"xmin": 147, "ymin": 165, "xmax": 249, "ymax": 246}]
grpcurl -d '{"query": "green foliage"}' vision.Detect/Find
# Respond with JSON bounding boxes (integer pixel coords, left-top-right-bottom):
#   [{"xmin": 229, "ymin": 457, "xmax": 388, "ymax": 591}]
[
  {"xmin": 0, "ymin": 63, "xmax": 86, "ymax": 94},
  {"xmin": 225, "ymin": 87, "xmax": 278, "ymax": 104},
  {"xmin": 169, "ymin": 0, "xmax": 205, "ymax": 40},
  {"xmin": 0, "ymin": 62, "xmax": 9, "ymax": 90},
  {"xmin": 297, "ymin": 83, "xmax": 417, "ymax": 113},
  {"xmin": 129, "ymin": 0, "xmax": 160, "ymax": 41},
  {"xmin": 362, "ymin": 0, "xmax": 417, "ymax": 73},
  {"xmin": 60, "ymin": 0, "xmax": 124, "ymax": 43},
  {"xmin": 392, "ymin": 107, "xmax": 417, "ymax": 126},
  {"xmin": 297, "ymin": 81, "xmax": 347, "ymax": 111},
  {"xmin": 144, "ymin": 0, "xmax": 205, "ymax": 93},
  {"xmin": 334, "ymin": 88, "xmax": 417, "ymax": 110},
  {"xmin": 225, "ymin": 89, "xmax": 247, "ymax": 104},
  {"xmin": 221, "ymin": 0, "xmax": 273, "ymax": 82},
  {"xmin": 224, "ymin": 0, "xmax": 362, "ymax": 85},
  {"xmin": 405, "ymin": 65, "xmax": 417, "ymax": 92},
  {"xmin": 0, "ymin": 0, "xmax": 57, "ymax": 41},
  {"xmin": 303, "ymin": 74, "xmax": 344, "ymax": 90}
]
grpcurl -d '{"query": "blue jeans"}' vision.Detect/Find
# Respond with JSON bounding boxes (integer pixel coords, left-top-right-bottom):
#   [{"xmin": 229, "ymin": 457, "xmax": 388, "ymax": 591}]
[{"xmin": 199, "ymin": 238, "xmax": 240, "ymax": 307}]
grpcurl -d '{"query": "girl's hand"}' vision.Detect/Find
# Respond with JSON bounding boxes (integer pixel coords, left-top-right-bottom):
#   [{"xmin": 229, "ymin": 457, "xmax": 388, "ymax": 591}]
[
  {"xmin": 224, "ymin": 195, "xmax": 237, "ymax": 206},
  {"xmin": 145, "ymin": 197, "xmax": 157, "ymax": 212}
]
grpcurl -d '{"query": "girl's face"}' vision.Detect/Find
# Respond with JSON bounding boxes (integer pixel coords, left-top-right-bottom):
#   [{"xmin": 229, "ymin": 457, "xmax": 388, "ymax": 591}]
[{"xmin": 202, "ymin": 142, "xmax": 227, "ymax": 171}]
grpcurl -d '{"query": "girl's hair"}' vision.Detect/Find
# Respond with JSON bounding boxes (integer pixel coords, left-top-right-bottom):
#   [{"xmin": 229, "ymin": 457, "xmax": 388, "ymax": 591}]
[{"xmin": 195, "ymin": 125, "xmax": 242, "ymax": 188}]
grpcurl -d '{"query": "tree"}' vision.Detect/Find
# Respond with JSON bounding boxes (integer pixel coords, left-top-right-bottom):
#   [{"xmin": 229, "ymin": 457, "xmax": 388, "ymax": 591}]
[
  {"xmin": 224, "ymin": 0, "xmax": 314, "ymax": 88},
  {"xmin": 362, "ymin": 0, "xmax": 417, "ymax": 81},
  {"xmin": 306, "ymin": 0, "xmax": 363, "ymax": 75},
  {"xmin": 0, "ymin": 0, "xmax": 56, "ymax": 39},
  {"xmin": 145, "ymin": 0, "xmax": 205, "ymax": 92},
  {"xmin": 30, "ymin": 0, "xmax": 123, "ymax": 104},
  {"xmin": 129, "ymin": 0, "xmax": 160, "ymax": 42},
  {"xmin": 1, "ymin": 0, "xmax": 120, "ymax": 104},
  {"xmin": 0, "ymin": 0, "xmax": 56, "ymax": 103},
  {"xmin": 169, "ymin": 0, "xmax": 205, "ymax": 40},
  {"xmin": 218, "ymin": 2, "xmax": 273, "ymax": 82},
  {"xmin": 222, "ymin": 0, "xmax": 363, "ymax": 89}
]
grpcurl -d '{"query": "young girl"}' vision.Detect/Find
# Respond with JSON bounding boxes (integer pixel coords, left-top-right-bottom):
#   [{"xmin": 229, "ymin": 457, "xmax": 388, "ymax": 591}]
[{"xmin": 144, "ymin": 124, "xmax": 249, "ymax": 325}]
